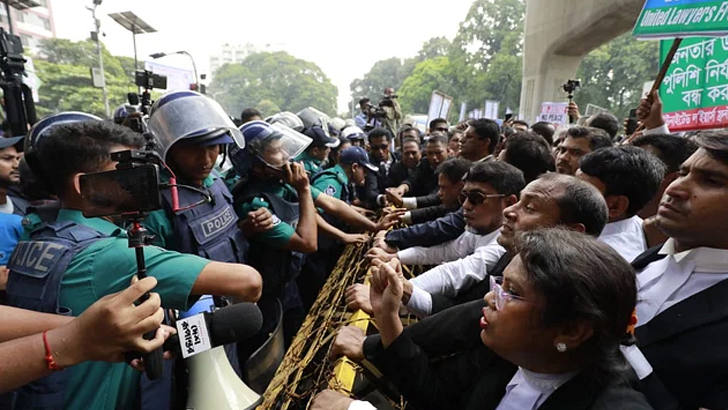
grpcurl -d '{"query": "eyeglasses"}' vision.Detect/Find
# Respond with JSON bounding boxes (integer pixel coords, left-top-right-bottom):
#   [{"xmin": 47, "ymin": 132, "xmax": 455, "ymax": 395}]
[
  {"xmin": 489, "ymin": 276, "xmax": 527, "ymax": 310},
  {"xmin": 458, "ymin": 191, "xmax": 506, "ymax": 206},
  {"xmin": 371, "ymin": 144, "xmax": 389, "ymax": 151},
  {"xmin": 434, "ymin": 127, "xmax": 449, "ymax": 133}
]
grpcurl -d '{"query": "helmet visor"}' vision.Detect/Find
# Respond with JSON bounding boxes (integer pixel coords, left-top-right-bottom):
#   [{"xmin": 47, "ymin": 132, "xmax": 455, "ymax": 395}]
[
  {"xmin": 247, "ymin": 122, "xmax": 312, "ymax": 169},
  {"xmin": 148, "ymin": 96, "xmax": 244, "ymax": 159}
]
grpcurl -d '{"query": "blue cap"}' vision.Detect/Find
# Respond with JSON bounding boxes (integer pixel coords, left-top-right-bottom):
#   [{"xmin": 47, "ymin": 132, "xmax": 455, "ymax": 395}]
[
  {"xmin": 303, "ymin": 125, "xmax": 340, "ymax": 148},
  {"xmin": 339, "ymin": 146, "xmax": 378, "ymax": 172},
  {"xmin": 0, "ymin": 136, "xmax": 23, "ymax": 150}
]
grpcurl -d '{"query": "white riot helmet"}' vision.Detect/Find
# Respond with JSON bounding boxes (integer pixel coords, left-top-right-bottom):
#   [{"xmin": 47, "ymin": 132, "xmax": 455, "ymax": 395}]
[
  {"xmin": 147, "ymin": 90, "xmax": 244, "ymax": 161},
  {"xmin": 265, "ymin": 111, "xmax": 304, "ymax": 132}
]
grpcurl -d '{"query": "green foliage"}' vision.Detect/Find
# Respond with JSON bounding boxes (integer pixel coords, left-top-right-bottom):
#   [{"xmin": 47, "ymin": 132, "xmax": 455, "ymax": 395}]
[
  {"xmin": 575, "ymin": 33, "xmax": 659, "ymax": 119},
  {"xmin": 208, "ymin": 51, "xmax": 338, "ymax": 117},
  {"xmin": 32, "ymin": 38, "xmax": 138, "ymax": 118},
  {"xmin": 399, "ymin": 57, "xmax": 454, "ymax": 114},
  {"xmin": 351, "ymin": 0, "xmax": 526, "ymax": 119}
]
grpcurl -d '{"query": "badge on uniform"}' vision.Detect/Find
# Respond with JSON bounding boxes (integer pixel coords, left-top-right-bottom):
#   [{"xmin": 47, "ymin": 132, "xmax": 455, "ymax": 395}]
[
  {"xmin": 325, "ymin": 185, "xmax": 337, "ymax": 196},
  {"xmin": 271, "ymin": 214, "xmax": 282, "ymax": 227}
]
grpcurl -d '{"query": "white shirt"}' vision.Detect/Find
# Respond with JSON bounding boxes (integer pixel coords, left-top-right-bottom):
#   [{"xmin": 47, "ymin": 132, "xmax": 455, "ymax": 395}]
[
  {"xmin": 496, "ymin": 368, "xmax": 577, "ymax": 410},
  {"xmin": 636, "ymin": 238, "xmax": 728, "ymax": 326},
  {"xmin": 0, "ymin": 197, "xmax": 14, "ymax": 214},
  {"xmin": 405, "ymin": 230, "xmax": 505, "ymax": 317},
  {"xmin": 397, "ymin": 227, "xmax": 490, "ymax": 266},
  {"xmin": 598, "ymin": 215, "xmax": 647, "ymax": 263}
]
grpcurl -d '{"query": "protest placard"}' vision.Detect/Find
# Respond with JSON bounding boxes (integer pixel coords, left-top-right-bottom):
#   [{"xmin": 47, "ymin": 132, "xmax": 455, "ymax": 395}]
[
  {"xmin": 633, "ymin": 0, "xmax": 728, "ymax": 39},
  {"xmin": 537, "ymin": 102, "xmax": 569, "ymax": 124}
]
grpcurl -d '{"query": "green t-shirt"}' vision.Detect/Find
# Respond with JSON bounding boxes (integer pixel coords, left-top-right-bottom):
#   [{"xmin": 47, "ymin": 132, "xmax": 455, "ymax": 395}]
[
  {"xmin": 54, "ymin": 209, "xmax": 209, "ymax": 410},
  {"xmin": 143, "ymin": 173, "xmax": 218, "ymax": 249},
  {"xmin": 233, "ymin": 176, "xmax": 321, "ymax": 248},
  {"xmin": 311, "ymin": 164, "xmax": 348, "ymax": 201},
  {"xmin": 294, "ymin": 152, "xmax": 323, "ymax": 176}
]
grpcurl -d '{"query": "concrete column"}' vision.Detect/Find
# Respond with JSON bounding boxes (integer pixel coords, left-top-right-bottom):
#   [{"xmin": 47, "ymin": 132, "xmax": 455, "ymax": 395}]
[{"xmin": 520, "ymin": 0, "xmax": 646, "ymax": 123}]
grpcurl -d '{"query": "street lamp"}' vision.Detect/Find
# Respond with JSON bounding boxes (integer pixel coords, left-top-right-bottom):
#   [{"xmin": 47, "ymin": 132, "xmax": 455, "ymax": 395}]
[
  {"xmin": 86, "ymin": 0, "xmax": 110, "ymax": 118},
  {"xmin": 108, "ymin": 11, "xmax": 156, "ymax": 71},
  {"xmin": 150, "ymin": 51, "xmax": 198, "ymax": 91}
]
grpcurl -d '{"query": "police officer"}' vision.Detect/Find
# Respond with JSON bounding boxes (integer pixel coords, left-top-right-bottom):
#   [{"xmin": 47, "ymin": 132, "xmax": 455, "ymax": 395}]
[
  {"xmin": 143, "ymin": 91, "xmax": 253, "ymax": 264},
  {"xmin": 294, "ymin": 124, "xmax": 340, "ymax": 177},
  {"xmin": 312, "ymin": 146, "xmax": 378, "ymax": 202},
  {"xmin": 228, "ymin": 120, "xmax": 319, "ymax": 359},
  {"xmin": 4, "ymin": 120, "xmax": 262, "ymax": 410}
]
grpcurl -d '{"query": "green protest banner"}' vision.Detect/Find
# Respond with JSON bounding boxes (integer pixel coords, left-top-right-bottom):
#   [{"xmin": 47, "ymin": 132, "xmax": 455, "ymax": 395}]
[
  {"xmin": 659, "ymin": 35, "xmax": 728, "ymax": 130},
  {"xmin": 634, "ymin": 0, "xmax": 728, "ymax": 39}
]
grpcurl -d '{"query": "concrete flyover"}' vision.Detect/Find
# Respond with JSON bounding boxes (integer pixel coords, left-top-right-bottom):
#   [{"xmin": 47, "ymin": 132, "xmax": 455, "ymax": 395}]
[{"xmin": 519, "ymin": 0, "xmax": 647, "ymax": 122}]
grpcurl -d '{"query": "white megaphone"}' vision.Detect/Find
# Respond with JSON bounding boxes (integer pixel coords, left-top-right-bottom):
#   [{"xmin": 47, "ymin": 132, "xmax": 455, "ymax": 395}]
[{"xmin": 177, "ymin": 296, "xmax": 263, "ymax": 410}]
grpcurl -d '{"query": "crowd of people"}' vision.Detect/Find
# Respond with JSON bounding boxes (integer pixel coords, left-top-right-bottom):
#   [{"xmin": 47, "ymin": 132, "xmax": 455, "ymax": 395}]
[{"xmin": 0, "ymin": 84, "xmax": 724, "ymax": 410}]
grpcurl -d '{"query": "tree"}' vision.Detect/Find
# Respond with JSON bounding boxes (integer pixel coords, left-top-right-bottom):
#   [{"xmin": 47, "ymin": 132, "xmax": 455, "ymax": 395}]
[
  {"xmin": 417, "ymin": 37, "xmax": 451, "ymax": 61},
  {"xmin": 575, "ymin": 33, "xmax": 659, "ymax": 119},
  {"xmin": 349, "ymin": 57, "xmax": 416, "ymax": 104},
  {"xmin": 208, "ymin": 51, "xmax": 338, "ymax": 117},
  {"xmin": 399, "ymin": 57, "xmax": 454, "ymax": 114},
  {"xmin": 32, "ymin": 39, "xmax": 138, "ymax": 118},
  {"xmin": 448, "ymin": 0, "xmax": 525, "ymax": 115}
]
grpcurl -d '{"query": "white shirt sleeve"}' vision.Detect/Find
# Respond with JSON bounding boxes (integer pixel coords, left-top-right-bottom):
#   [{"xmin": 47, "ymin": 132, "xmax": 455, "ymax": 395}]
[
  {"xmin": 643, "ymin": 123, "xmax": 671, "ymax": 135},
  {"xmin": 397, "ymin": 232, "xmax": 475, "ymax": 266},
  {"xmin": 349, "ymin": 400, "xmax": 378, "ymax": 410},
  {"xmin": 405, "ymin": 242, "xmax": 506, "ymax": 317},
  {"xmin": 404, "ymin": 283, "xmax": 433, "ymax": 317}
]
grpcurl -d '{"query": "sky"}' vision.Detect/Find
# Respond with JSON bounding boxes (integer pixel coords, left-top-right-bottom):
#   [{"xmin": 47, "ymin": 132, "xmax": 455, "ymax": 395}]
[{"xmin": 52, "ymin": 0, "xmax": 475, "ymax": 113}]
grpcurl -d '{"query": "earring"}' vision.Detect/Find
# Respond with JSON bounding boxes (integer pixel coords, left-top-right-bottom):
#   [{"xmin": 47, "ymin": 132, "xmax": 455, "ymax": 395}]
[{"xmin": 556, "ymin": 343, "xmax": 567, "ymax": 353}]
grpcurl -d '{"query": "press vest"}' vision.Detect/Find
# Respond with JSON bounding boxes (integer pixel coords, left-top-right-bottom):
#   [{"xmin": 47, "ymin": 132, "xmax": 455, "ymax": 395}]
[{"xmin": 5, "ymin": 221, "xmax": 109, "ymax": 410}]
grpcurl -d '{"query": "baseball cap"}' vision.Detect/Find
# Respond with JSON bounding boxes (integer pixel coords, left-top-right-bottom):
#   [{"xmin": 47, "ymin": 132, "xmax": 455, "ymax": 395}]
[
  {"xmin": 339, "ymin": 146, "xmax": 379, "ymax": 172},
  {"xmin": 0, "ymin": 136, "xmax": 23, "ymax": 150},
  {"xmin": 175, "ymin": 129, "xmax": 234, "ymax": 148},
  {"xmin": 303, "ymin": 125, "xmax": 340, "ymax": 148}
]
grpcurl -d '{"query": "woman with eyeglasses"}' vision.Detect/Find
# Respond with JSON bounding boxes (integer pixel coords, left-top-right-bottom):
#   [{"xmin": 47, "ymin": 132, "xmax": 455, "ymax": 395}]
[{"xmin": 312, "ymin": 228, "xmax": 652, "ymax": 410}]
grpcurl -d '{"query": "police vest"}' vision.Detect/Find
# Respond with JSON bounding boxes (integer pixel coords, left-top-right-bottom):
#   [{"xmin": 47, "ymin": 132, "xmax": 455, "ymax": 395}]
[
  {"xmin": 237, "ymin": 191, "xmax": 305, "ymax": 298},
  {"xmin": 5, "ymin": 220, "xmax": 109, "ymax": 410},
  {"xmin": 310, "ymin": 169, "xmax": 352, "ymax": 250},
  {"xmin": 161, "ymin": 177, "xmax": 248, "ymax": 264}
]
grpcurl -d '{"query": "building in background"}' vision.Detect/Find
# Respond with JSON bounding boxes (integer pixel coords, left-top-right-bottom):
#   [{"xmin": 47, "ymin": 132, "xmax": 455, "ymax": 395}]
[
  {"xmin": 208, "ymin": 42, "xmax": 284, "ymax": 79},
  {"xmin": 0, "ymin": 0, "xmax": 56, "ymax": 53}
]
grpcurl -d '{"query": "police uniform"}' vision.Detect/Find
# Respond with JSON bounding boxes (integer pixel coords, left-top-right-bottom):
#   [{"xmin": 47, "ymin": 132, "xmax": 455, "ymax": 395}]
[
  {"xmin": 143, "ymin": 172, "xmax": 247, "ymax": 263},
  {"xmin": 311, "ymin": 164, "xmax": 352, "ymax": 202},
  {"xmin": 294, "ymin": 151, "xmax": 323, "ymax": 177},
  {"xmin": 5, "ymin": 209, "xmax": 209, "ymax": 410},
  {"xmin": 229, "ymin": 172, "xmax": 323, "ymax": 357}
]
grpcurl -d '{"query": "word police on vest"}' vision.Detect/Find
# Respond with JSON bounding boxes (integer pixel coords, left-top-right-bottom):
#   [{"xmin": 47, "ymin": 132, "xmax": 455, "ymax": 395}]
[{"xmin": 172, "ymin": 303, "xmax": 263, "ymax": 359}]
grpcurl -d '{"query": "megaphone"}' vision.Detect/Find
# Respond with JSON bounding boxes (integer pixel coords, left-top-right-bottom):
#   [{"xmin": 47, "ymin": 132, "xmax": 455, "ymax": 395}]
[
  {"xmin": 186, "ymin": 347, "xmax": 262, "ymax": 410},
  {"xmin": 177, "ymin": 296, "xmax": 263, "ymax": 410}
]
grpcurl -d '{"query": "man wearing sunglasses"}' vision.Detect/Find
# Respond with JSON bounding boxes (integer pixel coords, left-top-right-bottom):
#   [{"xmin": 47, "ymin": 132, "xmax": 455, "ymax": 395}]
[{"xmin": 350, "ymin": 162, "xmax": 524, "ymax": 317}]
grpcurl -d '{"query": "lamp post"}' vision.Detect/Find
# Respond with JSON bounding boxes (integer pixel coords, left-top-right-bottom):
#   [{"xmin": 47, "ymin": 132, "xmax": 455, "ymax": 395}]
[
  {"xmin": 150, "ymin": 51, "xmax": 198, "ymax": 91},
  {"xmin": 86, "ymin": 0, "xmax": 110, "ymax": 118},
  {"xmin": 108, "ymin": 11, "xmax": 156, "ymax": 71}
]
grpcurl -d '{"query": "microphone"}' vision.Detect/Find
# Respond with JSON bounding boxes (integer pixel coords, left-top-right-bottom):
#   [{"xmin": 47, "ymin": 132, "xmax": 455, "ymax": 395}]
[{"xmin": 168, "ymin": 302, "xmax": 263, "ymax": 358}]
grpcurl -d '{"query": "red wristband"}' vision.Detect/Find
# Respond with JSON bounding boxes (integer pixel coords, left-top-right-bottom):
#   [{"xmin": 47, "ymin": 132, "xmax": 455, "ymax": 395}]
[{"xmin": 42, "ymin": 330, "xmax": 63, "ymax": 371}]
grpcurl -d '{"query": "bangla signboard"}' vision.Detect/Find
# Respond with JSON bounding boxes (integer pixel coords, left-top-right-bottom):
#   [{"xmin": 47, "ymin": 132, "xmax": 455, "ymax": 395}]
[
  {"xmin": 634, "ymin": 0, "xmax": 728, "ymax": 39},
  {"xmin": 660, "ymin": 35, "xmax": 728, "ymax": 130}
]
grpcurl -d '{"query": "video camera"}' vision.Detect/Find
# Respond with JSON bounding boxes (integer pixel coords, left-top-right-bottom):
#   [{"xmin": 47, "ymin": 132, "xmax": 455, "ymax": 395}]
[
  {"xmin": 378, "ymin": 93, "xmax": 398, "ymax": 107},
  {"xmin": 562, "ymin": 79, "xmax": 581, "ymax": 98},
  {"xmin": 0, "ymin": 28, "xmax": 37, "ymax": 137}
]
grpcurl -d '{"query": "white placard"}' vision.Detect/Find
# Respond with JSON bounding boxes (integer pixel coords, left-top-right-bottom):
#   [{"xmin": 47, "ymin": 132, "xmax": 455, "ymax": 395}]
[
  {"xmin": 176, "ymin": 313, "xmax": 212, "ymax": 359},
  {"xmin": 427, "ymin": 90, "xmax": 454, "ymax": 126},
  {"xmin": 484, "ymin": 100, "xmax": 500, "ymax": 119},
  {"xmin": 537, "ymin": 102, "xmax": 569, "ymax": 125},
  {"xmin": 458, "ymin": 102, "xmax": 467, "ymax": 122}
]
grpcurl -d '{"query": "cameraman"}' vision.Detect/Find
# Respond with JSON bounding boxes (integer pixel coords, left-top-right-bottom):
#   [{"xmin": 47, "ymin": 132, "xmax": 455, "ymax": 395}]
[
  {"xmin": 380, "ymin": 87, "xmax": 402, "ymax": 139},
  {"xmin": 5, "ymin": 120, "xmax": 262, "ymax": 410}
]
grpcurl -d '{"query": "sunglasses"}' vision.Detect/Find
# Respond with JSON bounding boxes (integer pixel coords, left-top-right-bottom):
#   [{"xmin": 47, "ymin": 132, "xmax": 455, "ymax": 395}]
[
  {"xmin": 434, "ymin": 127, "xmax": 449, "ymax": 132},
  {"xmin": 458, "ymin": 191, "xmax": 506, "ymax": 206},
  {"xmin": 371, "ymin": 144, "xmax": 389, "ymax": 150}
]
